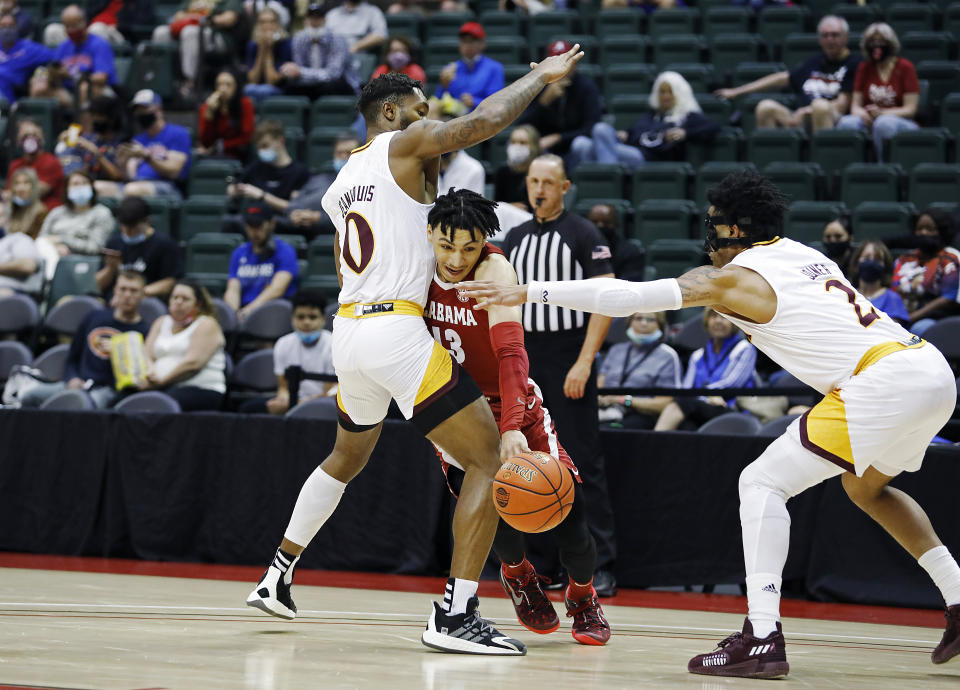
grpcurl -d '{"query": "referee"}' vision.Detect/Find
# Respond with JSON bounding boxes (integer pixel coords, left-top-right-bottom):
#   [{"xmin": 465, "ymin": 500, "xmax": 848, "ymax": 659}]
[{"xmin": 501, "ymin": 154, "xmax": 618, "ymax": 596}]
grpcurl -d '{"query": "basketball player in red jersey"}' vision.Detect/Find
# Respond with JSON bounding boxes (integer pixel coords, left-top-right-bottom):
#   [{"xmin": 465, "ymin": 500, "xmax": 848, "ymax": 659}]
[{"xmin": 425, "ymin": 188, "xmax": 611, "ymax": 646}]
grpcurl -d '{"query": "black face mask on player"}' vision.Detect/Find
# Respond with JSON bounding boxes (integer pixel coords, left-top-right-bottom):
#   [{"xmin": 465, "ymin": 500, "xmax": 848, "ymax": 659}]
[{"xmin": 703, "ymin": 213, "xmax": 757, "ymax": 254}]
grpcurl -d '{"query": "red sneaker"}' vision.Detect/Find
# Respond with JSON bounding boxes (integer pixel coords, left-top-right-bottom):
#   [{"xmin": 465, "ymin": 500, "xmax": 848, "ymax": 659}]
[
  {"xmin": 499, "ymin": 561, "xmax": 560, "ymax": 634},
  {"xmin": 688, "ymin": 618, "xmax": 789, "ymax": 679},
  {"xmin": 932, "ymin": 604, "xmax": 960, "ymax": 664},
  {"xmin": 565, "ymin": 585, "xmax": 611, "ymax": 646}
]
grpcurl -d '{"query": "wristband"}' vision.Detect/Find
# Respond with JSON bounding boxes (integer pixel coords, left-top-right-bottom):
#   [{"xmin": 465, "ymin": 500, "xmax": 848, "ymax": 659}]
[{"xmin": 624, "ymin": 395, "xmax": 632, "ymax": 408}]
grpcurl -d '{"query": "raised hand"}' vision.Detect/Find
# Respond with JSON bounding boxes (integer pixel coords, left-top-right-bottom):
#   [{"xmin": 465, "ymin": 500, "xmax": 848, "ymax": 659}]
[
  {"xmin": 457, "ymin": 280, "xmax": 529, "ymax": 309},
  {"xmin": 529, "ymin": 42, "xmax": 584, "ymax": 84}
]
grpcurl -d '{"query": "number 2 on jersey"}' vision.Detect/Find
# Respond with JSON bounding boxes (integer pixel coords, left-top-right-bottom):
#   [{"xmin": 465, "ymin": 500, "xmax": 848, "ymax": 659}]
[
  {"xmin": 825, "ymin": 279, "xmax": 880, "ymax": 327},
  {"xmin": 342, "ymin": 211, "xmax": 374, "ymax": 274},
  {"xmin": 431, "ymin": 326, "xmax": 465, "ymax": 364}
]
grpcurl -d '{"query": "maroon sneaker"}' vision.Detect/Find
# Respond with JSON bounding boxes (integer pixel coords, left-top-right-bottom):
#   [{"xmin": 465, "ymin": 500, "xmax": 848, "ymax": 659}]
[
  {"xmin": 688, "ymin": 618, "xmax": 789, "ymax": 679},
  {"xmin": 932, "ymin": 604, "xmax": 960, "ymax": 664},
  {"xmin": 565, "ymin": 585, "xmax": 611, "ymax": 646},
  {"xmin": 500, "ymin": 561, "xmax": 560, "ymax": 634}
]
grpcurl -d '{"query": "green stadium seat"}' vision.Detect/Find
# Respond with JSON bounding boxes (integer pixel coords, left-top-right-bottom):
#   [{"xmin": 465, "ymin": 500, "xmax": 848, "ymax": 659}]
[
  {"xmin": 695, "ymin": 161, "xmax": 758, "ymax": 208},
  {"xmin": 599, "ymin": 35, "xmax": 649, "ymax": 69},
  {"xmin": 763, "ymin": 161, "xmax": 824, "ymax": 202},
  {"xmin": 185, "ymin": 233, "xmax": 243, "ymax": 278},
  {"xmin": 603, "ymin": 63, "xmax": 656, "ymax": 103},
  {"xmin": 696, "ymin": 93, "xmax": 732, "ymax": 126},
  {"xmin": 526, "ymin": 10, "xmax": 578, "ymax": 55},
  {"xmin": 306, "ymin": 126, "xmax": 348, "ymax": 171},
  {"xmin": 830, "ymin": 3, "xmax": 878, "ymax": 32},
  {"xmin": 571, "ymin": 163, "xmax": 625, "ymax": 200},
  {"xmin": 143, "ymin": 196, "xmax": 179, "ymax": 238},
  {"xmin": 114, "ymin": 55, "xmax": 132, "ymax": 87},
  {"xmin": 423, "ymin": 37, "xmax": 461, "ymax": 69},
  {"xmin": 687, "ymin": 126, "xmax": 743, "ymax": 166},
  {"xmin": 947, "ymin": 2, "xmax": 960, "ymax": 38},
  {"xmin": 942, "ymin": 93, "xmax": 960, "ymax": 138},
  {"xmin": 811, "ymin": 128, "xmax": 868, "ymax": 188},
  {"xmin": 609, "ymin": 94, "xmax": 649, "ymax": 130},
  {"xmin": 478, "ymin": 10, "xmax": 523, "ymax": 39},
  {"xmin": 284, "ymin": 126, "xmax": 305, "ymax": 160},
  {"xmin": 484, "ymin": 36, "xmax": 526, "ymax": 65},
  {"xmin": 664, "ymin": 63, "xmax": 716, "ymax": 93},
  {"xmin": 310, "ymin": 96, "xmax": 358, "ymax": 129},
  {"xmin": 352, "ymin": 53, "xmax": 377, "ymax": 84},
  {"xmin": 900, "ymin": 32, "xmax": 953, "ymax": 64},
  {"xmin": 276, "ymin": 234, "xmax": 308, "ymax": 258},
  {"xmin": 302, "ymin": 235, "xmax": 341, "ymax": 298},
  {"xmin": 653, "ymin": 34, "xmax": 705, "ymax": 68},
  {"xmin": 709, "ymin": 33, "xmax": 765, "ymax": 82},
  {"xmin": 915, "ymin": 61, "xmax": 960, "ymax": 112},
  {"xmin": 573, "ymin": 198, "xmax": 633, "ymax": 236},
  {"xmin": 633, "ymin": 199, "xmax": 697, "ymax": 244},
  {"xmin": 746, "ymin": 128, "xmax": 807, "ymax": 169},
  {"xmin": 180, "ymin": 196, "xmax": 229, "ymax": 244},
  {"xmin": 631, "ymin": 162, "xmax": 693, "ymax": 205},
  {"xmin": 46, "ymin": 255, "xmax": 99, "ymax": 306},
  {"xmin": 424, "ymin": 11, "xmax": 474, "ymax": 41},
  {"xmin": 851, "ymin": 201, "xmax": 917, "ymax": 240},
  {"xmin": 840, "ymin": 163, "xmax": 903, "ymax": 209},
  {"xmin": 782, "ymin": 33, "xmax": 819, "ymax": 68},
  {"xmin": 594, "ymin": 9, "xmax": 645, "ymax": 36},
  {"xmin": 386, "ymin": 12, "xmax": 422, "ymax": 43},
  {"xmin": 733, "ymin": 62, "xmax": 787, "ymax": 88},
  {"xmin": 485, "ymin": 128, "xmax": 512, "ymax": 169},
  {"xmin": 647, "ymin": 238, "xmax": 705, "ymax": 279},
  {"xmin": 889, "ymin": 128, "xmax": 951, "ymax": 171},
  {"xmin": 259, "ymin": 95, "xmax": 310, "ymax": 130},
  {"xmin": 704, "ymin": 6, "xmax": 751, "ymax": 36},
  {"xmin": 739, "ymin": 93, "xmax": 796, "ymax": 135},
  {"xmin": 10, "ymin": 97, "xmax": 60, "ymax": 152},
  {"xmin": 908, "ymin": 163, "xmax": 960, "ymax": 208},
  {"xmin": 785, "ymin": 200, "xmax": 846, "ymax": 244},
  {"xmin": 649, "ymin": 8, "xmax": 700, "ymax": 35},
  {"xmin": 127, "ymin": 41, "xmax": 177, "ymax": 99},
  {"xmin": 757, "ymin": 6, "xmax": 809, "ymax": 60},
  {"xmin": 885, "ymin": 3, "xmax": 937, "ymax": 34}
]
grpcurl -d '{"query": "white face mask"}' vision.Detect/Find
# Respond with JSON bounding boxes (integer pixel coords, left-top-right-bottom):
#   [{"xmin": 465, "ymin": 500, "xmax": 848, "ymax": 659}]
[
  {"xmin": 306, "ymin": 25, "xmax": 325, "ymax": 39},
  {"xmin": 626, "ymin": 326, "xmax": 661, "ymax": 346},
  {"xmin": 506, "ymin": 143, "xmax": 530, "ymax": 167}
]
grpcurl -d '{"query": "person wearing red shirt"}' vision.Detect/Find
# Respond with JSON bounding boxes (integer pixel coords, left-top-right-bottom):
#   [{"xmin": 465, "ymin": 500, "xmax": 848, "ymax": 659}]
[
  {"xmin": 197, "ymin": 69, "xmax": 255, "ymax": 160},
  {"xmin": 6, "ymin": 118, "xmax": 64, "ymax": 210},
  {"xmin": 836, "ymin": 22, "xmax": 918, "ymax": 162},
  {"xmin": 370, "ymin": 35, "xmax": 426, "ymax": 85},
  {"xmin": 424, "ymin": 188, "xmax": 611, "ymax": 646}
]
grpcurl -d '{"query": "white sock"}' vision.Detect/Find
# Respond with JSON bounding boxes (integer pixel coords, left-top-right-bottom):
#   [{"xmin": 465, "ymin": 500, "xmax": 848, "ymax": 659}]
[
  {"xmin": 745, "ymin": 573, "xmax": 782, "ymax": 639},
  {"xmin": 919, "ymin": 545, "xmax": 960, "ymax": 607},
  {"xmin": 283, "ymin": 466, "xmax": 347, "ymax": 548},
  {"xmin": 442, "ymin": 578, "xmax": 478, "ymax": 615}
]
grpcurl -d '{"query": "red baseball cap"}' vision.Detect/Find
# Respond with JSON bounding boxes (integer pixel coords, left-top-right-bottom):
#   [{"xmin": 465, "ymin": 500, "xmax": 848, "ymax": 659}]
[
  {"xmin": 459, "ymin": 21, "xmax": 485, "ymax": 40},
  {"xmin": 547, "ymin": 39, "xmax": 572, "ymax": 57}
]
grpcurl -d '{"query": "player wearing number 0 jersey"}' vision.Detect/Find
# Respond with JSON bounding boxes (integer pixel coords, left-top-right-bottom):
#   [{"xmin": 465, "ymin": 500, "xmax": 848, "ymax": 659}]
[
  {"xmin": 424, "ymin": 189, "xmax": 610, "ymax": 645},
  {"xmin": 459, "ymin": 170, "xmax": 960, "ymax": 678},
  {"xmin": 247, "ymin": 47, "xmax": 588, "ymax": 658}
]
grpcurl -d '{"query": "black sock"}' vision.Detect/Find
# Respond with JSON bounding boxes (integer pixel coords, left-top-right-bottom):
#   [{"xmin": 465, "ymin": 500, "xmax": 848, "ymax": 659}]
[{"xmin": 273, "ymin": 548, "xmax": 298, "ymax": 575}]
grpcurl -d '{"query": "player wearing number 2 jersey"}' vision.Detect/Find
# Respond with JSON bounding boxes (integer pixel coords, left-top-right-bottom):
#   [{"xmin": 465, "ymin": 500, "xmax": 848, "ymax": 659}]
[
  {"xmin": 247, "ymin": 47, "xmax": 587, "ymax": 657},
  {"xmin": 460, "ymin": 170, "xmax": 960, "ymax": 677}
]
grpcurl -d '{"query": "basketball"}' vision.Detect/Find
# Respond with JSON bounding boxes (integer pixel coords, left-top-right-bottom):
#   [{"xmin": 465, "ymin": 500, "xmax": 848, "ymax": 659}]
[{"xmin": 492, "ymin": 451, "xmax": 575, "ymax": 533}]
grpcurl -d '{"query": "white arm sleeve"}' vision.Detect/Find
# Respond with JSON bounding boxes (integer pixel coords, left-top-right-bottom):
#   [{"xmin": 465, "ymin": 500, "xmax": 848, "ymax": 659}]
[{"xmin": 526, "ymin": 277, "xmax": 683, "ymax": 317}]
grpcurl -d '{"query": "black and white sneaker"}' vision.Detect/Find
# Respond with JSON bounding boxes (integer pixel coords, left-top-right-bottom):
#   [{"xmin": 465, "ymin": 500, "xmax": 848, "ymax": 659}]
[
  {"xmin": 421, "ymin": 596, "xmax": 526, "ymax": 656},
  {"xmin": 246, "ymin": 557, "xmax": 299, "ymax": 620}
]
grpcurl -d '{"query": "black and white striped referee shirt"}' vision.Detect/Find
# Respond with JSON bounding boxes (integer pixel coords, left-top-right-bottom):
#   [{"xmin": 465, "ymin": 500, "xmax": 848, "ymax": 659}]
[{"xmin": 502, "ymin": 211, "xmax": 614, "ymax": 333}]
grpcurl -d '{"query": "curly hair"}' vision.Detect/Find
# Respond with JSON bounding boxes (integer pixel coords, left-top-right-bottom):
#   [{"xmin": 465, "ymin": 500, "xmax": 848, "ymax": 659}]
[
  {"xmin": 706, "ymin": 170, "xmax": 789, "ymax": 241},
  {"xmin": 428, "ymin": 188, "xmax": 500, "ymax": 241},
  {"xmin": 357, "ymin": 72, "xmax": 423, "ymax": 123}
]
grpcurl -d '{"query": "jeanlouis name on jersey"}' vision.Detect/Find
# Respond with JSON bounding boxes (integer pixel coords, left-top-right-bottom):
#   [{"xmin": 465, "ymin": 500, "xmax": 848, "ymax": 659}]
[{"xmin": 337, "ymin": 185, "xmax": 376, "ymax": 218}]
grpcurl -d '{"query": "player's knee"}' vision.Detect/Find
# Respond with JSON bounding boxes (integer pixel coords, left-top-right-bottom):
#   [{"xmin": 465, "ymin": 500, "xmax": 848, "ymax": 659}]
[{"xmin": 738, "ymin": 461, "xmax": 785, "ymax": 503}]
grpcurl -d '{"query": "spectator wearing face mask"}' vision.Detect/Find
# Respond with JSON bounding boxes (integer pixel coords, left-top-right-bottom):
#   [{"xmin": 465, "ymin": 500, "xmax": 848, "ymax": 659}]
[
  {"xmin": 836, "ymin": 22, "xmax": 918, "ymax": 162},
  {"xmin": 49, "ymin": 4, "xmax": 117, "ymax": 99},
  {"xmin": 598, "ymin": 312, "xmax": 680, "ymax": 429},
  {"xmin": 4, "ymin": 167, "xmax": 47, "ymax": 238},
  {"xmin": 198, "ymin": 69, "xmax": 255, "ymax": 160},
  {"xmin": 371, "ymin": 34, "xmax": 424, "ymax": 84},
  {"xmin": 286, "ymin": 130, "xmax": 358, "ymax": 238},
  {"xmin": 848, "ymin": 239, "xmax": 908, "ymax": 327},
  {"xmin": 821, "ymin": 216, "xmax": 855, "ymax": 280},
  {"xmin": 55, "ymin": 95, "xmax": 125, "ymax": 183},
  {"xmin": 0, "ymin": 13, "xmax": 53, "ymax": 103},
  {"xmin": 118, "ymin": 89, "xmax": 191, "ymax": 199},
  {"xmin": 892, "ymin": 208, "xmax": 960, "ymax": 335},
  {"xmin": 38, "ymin": 170, "xmax": 113, "ymax": 265},
  {"xmin": 7, "ymin": 119, "xmax": 64, "ymax": 211},
  {"xmin": 280, "ymin": 2, "xmax": 358, "ymax": 98},
  {"xmin": 587, "ymin": 202, "xmax": 645, "ymax": 283},
  {"xmin": 0, "ymin": 0, "xmax": 36, "ymax": 40},
  {"xmin": 494, "ymin": 124, "xmax": 540, "ymax": 211},
  {"xmin": 226, "ymin": 119, "xmax": 310, "ymax": 220}
]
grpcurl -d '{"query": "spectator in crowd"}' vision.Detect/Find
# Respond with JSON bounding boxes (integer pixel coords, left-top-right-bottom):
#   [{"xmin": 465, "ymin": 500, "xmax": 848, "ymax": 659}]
[
  {"xmin": 0, "ymin": 13, "xmax": 53, "ymax": 102},
  {"xmin": 370, "ymin": 34, "xmax": 425, "ymax": 85},
  {"xmin": 49, "ymin": 5, "xmax": 117, "ymax": 101},
  {"xmin": 28, "ymin": 64, "xmax": 72, "ymax": 108},
  {"xmin": 386, "ymin": 0, "xmax": 423, "ymax": 14},
  {"xmin": 117, "ymin": 89, "xmax": 191, "ymax": 199},
  {"xmin": 848, "ymin": 239, "xmax": 909, "ymax": 327},
  {"xmin": 141, "ymin": 278, "xmax": 227, "ymax": 411},
  {"xmin": 244, "ymin": 7, "xmax": 291, "ymax": 105},
  {"xmin": 197, "ymin": 68, "xmax": 255, "ymax": 160},
  {"xmin": 55, "ymin": 95, "xmax": 125, "ymax": 183},
  {"xmin": 588, "ymin": 202, "xmax": 645, "ymax": 282},
  {"xmin": 86, "ymin": 0, "xmax": 156, "ymax": 45},
  {"xmin": 571, "ymin": 70, "xmax": 717, "ymax": 169},
  {"xmin": 517, "ymin": 40, "xmax": 601, "ymax": 165},
  {"xmin": 226, "ymin": 119, "xmax": 310, "ymax": 219},
  {"xmin": 494, "ymin": 124, "xmax": 539, "ymax": 211},
  {"xmin": 38, "ymin": 170, "xmax": 114, "ymax": 262},
  {"xmin": 0, "ymin": 212, "xmax": 42, "ymax": 297},
  {"xmin": 836, "ymin": 22, "xmax": 918, "ymax": 162},
  {"xmin": 4, "ymin": 167, "xmax": 48, "ymax": 238},
  {"xmin": 7, "ymin": 119, "xmax": 64, "ymax": 211},
  {"xmin": 152, "ymin": 0, "xmax": 242, "ymax": 98},
  {"xmin": 20, "ymin": 270, "xmax": 151, "ymax": 409},
  {"xmin": 502, "ymin": 0, "xmax": 576, "ymax": 13},
  {"xmin": 286, "ymin": 130, "xmax": 358, "ymax": 237},
  {"xmin": 716, "ymin": 15, "xmax": 857, "ymax": 134},
  {"xmin": 239, "ymin": 290, "xmax": 335, "ymax": 413},
  {"xmin": 223, "ymin": 202, "xmax": 298, "ymax": 321},
  {"xmin": 601, "ymin": 0, "xmax": 683, "ymax": 11},
  {"xmin": 280, "ymin": 2, "xmax": 358, "ymax": 98},
  {"xmin": 0, "ymin": 0, "xmax": 36, "ymax": 40},
  {"xmin": 437, "ymin": 147, "xmax": 485, "ymax": 196},
  {"xmin": 96, "ymin": 196, "xmax": 181, "ymax": 300},
  {"xmin": 244, "ymin": 0, "xmax": 292, "ymax": 29},
  {"xmin": 324, "ymin": 0, "xmax": 386, "ymax": 54},
  {"xmin": 654, "ymin": 308, "xmax": 757, "ymax": 431},
  {"xmin": 598, "ymin": 311, "xmax": 681, "ymax": 429},
  {"xmin": 892, "ymin": 208, "xmax": 960, "ymax": 335},
  {"xmin": 433, "ymin": 22, "xmax": 504, "ymax": 116},
  {"xmin": 822, "ymin": 216, "xmax": 855, "ymax": 280}
]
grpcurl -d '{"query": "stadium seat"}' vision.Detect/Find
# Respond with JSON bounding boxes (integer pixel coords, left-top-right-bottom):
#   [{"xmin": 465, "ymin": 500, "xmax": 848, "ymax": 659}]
[
  {"xmin": 595, "ymin": 9, "xmax": 645, "ymax": 37},
  {"xmin": 946, "ymin": 2, "xmax": 960, "ymax": 39},
  {"xmin": 781, "ymin": 33, "xmax": 819, "ymax": 68},
  {"xmin": 704, "ymin": 6, "xmax": 750, "ymax": 36},
  {"xmin": 609, "ymin": 94, "xmax": 649, "ymax": 130},
  {"xmin": 424, "ymin": 10, "xmax": 474, "ymax": 41},
  {"xmin": 757, "ymin": 6, "xmax": 808, "ymax": 59},
  {"xmin": 230, "ymin": 349, "xmax": 277, "ymax": 392},
  {"xmin": 286, "ymin": 397, "xmax": 339, "ymax": 420},
  {"xmin": 664, "ymin": 63, "xmax": 716, "ymax": 93},
  {"xmin": 756, "ymin": 413, "xmax": 802, "ymax": 437},
  {"xmin": 302, "ymin": 235, "xmax": 340, "ymax": 298},
  {"xmin": 851, "ymin": 201, "xmax": 916, "ymax": 240},
  {"xmin": 113, "ymin": 390, "xmax": 182, "ymax": 413},
  {"xmin": 485, "ymin": 128, "xmax": 512, "ymax": 169},
  {"xmin": 900, "ymin": 32, "xmax": 953, "ymax": 64},
  {"xmin": 633, "ymin": 199, "xmax": 697, "ymax": 244},
  {"xmin": 422, "ymin": 37, "xmax": 461, "ymax": 69},
  {"xmin": 143, "ymin": 196, "xmax": 178, "ymax": 238},
  {"xmin": 647, "ymin": 238, "xmax": 706, "ymax": 279},
  {"xmin": 212, "ymin": 298, "xmax": 238, "ymax": 336},
  {"xmin": 259, "ymin": 95, "xmax": 309, "ymax": 130},
  {"xmin": 763, "ymin": 161, "xmax": 824, "ymax": 202},
  {"xmin": 603, "ymin": 64, "xmax": 656, "ymax": 102},
  {"xmin": 709, "ymin": 34, "xmax": 765, "ymax": 82},
  {"xmin": 0, "ymin": 340, "xmax": 32, "ymax": 379},
  {"xmin": 478, "ymin": 10, "xmax": 522, "ymax": 39},
  {"xmin": 10, "ymin": 98, "xmax": 59, "ymax": 149},
  {"xmin": 127, "ymin": 41, "xmax": 177, "ymax": 99},
  {"xmin": 746, "ymin": 129, "xmax": 807, "ymax": 169},
  {"xmin": 283, "ymin": 126, "xmax": 305, "ymax": 161},
  {"xmin": 733, "ymin": 62, "xmax": 787, "ymax": 88},
  {"xmin": 599, "ymin": 36, "xmax": 650, "ymax": 70},
  {"xmin": 188, "ymin": 158, "xmax": 241, "ymax": 197},
  {"xmin": 915, "ymin": 61, "xmax": 960, "ymax": 112},
  {"xmin": 784, "ymin": 200, "xmax": 847, "ymax": 244},
  {"xmin": 830, "ymin": 3, "xmax": 878, "ymax": 32},
  {"xmin": 696, "ymin": 93, "xmax": 732, "ymax": 126},
  {"xmin": 885, "ymin": 3, "xmax": 937, "ymax": 33},
  {"xmin": 526, "ymin": 10, "xmax": 578, "ymax": 53},
  {"xmin": 310, "ymin": 96, "xmax": 359, "ymax": 129},
  {"xmin": 840, "ymin": 162, "xmax": 903, "ymax": 209},
  {"xmin": 0, "ymin": 294, "xmax": 38, "ymax": 340},
  {"xmin": 573, "ymin": 198, "xmax": 633, "ymax": 236},
  {"xmin": 41, "ymin": 295, "xmax": 101, "ymax": 339},
  {"xmin": 484, "ymin": 36, "xmax": 526, "ymax": 65},
  {"xmin": 941, "ymin": 93, "xmax": 960, "ymax": 138},
  {"xmin": 909, "ymin": 163, "xmax": 960, "ymax": 208},
  {"xmin": 649, "ymin": 7, "xmax": 700, "ymax": 35},
  {"xmin": 237, "ymin": 299, "xmax": 293, "ymax": 342},
  {"xmin": 307, "ymin": 126, "xmax": 349, "ymax": 171},
  {"xmin": 687, "ymin": 127, "xmax": 742, "ymax": 167},
  {"xmin": 385, "ymin": 12, "xmax": 422, "ymax": 43},
  {"xmin": 138, "ymin": 296, "xmax": 166, "ymax": 325},
  {"xmin": 695, "ymin": 162, "xmax": 758, "ymax": 208},
  {"xmin": 39, "ymin": 389, "xmax": 95, "ymax": 411},
  {"xmin": 32, "ymin": 343, "xmax": 69, "ymax": 381},
  {"xmin": 571, "ymin": 164, "xmax": 625, "ymax": 201},
  {"xmin": 810, "ymin": 128, "xmax": 868, "ymax": 189},
  {"xmin": 922, "ymin": 315, "xmax": 960, "ymax": 366},
  {"xmin": 698, "ymin": 412, "xmax": 762, "ymax": 435},
  {"xmin": 738, "ymin": 93, "xmax": 797, "ymax": 135},
  {"xmin": 46, "ymin": 255, "xmax": 99, "ymax": 307},
  {"xmin": 889, "ymin": 128, "xmax": 951, "ymax": 171},
  {"xmin": 631, "ymin": 162, "xmax": 693, "ymax": 205},
  {"xmin": 653, "ymin": 34, "xmax": 705, "ymax": 68},
  {"xmin": 180, "ymin": 196, "xmax": 229, "ymax": 244},
  {"xmin": 185, "ymin": 232, "xmax": 243, "ymax": 276}
]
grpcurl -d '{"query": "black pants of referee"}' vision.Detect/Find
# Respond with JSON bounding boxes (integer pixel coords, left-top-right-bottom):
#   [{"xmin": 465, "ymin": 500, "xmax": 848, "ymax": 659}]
[{"xmin": 523, "ymin": 329, "xmax": 617, "ymax": 574}]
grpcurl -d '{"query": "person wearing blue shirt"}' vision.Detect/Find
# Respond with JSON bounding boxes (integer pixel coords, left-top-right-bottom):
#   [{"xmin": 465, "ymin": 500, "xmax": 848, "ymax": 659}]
[
  {"xmin": 433, "ymin": 21, "xmax": 503, "ymax": 115},
  {"xmin": 224, "ymin": 202, "xmax": 299, "ymax": 321},
  {"xmin": 51, "ymin": 5, "xmax": 116, "ymax": 91},
  {"xmin": 121, "ymin": 89, "xmax": 191, "ymax": 199},
  {"xmin": 849, "ymin": 239, "xmax": 910, "ymax": 327},
  {"xmin": 0, "ymin": 13, "xmax": 53, "ymax": 102}
]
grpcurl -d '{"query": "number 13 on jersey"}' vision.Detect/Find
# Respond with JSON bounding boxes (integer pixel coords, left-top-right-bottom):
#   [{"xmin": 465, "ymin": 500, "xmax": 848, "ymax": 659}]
[{"xmin": 430, "ymin": 326, "xmax": 465, "ymax": 364}]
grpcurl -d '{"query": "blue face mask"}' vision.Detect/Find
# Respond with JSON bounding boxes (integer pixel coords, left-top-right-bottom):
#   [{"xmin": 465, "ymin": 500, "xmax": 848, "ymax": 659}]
[
  {"xmin": 122, "ymin": 231, "xmax": 147, "ymax": 245},
  {"xmin": 11, "ymin": 195, "xmax": 29, "ymax": 207},
  {"xmin": 332, "ymin": 157, "xmax": 347, "ymax": 172},
  {"xmin": 258, "ymin": 147, "xmax": 277, "ymax": 164},
  {"xmin": 67, "ymin": 185, "xmax": 93, "ymax": 206},
  {"xmin": 626, "ymin": 326, "xmax": 661, "ymax": 346},
  {"xmin": 296, "ymin": 329, "xmax": 321, "ymax": 345}
]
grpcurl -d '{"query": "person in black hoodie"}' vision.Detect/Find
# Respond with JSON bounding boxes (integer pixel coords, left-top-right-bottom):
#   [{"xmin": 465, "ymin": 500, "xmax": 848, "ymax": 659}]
[{"xmin": 569, "ymin": 70, "xmax": 718, "ymax": 170}]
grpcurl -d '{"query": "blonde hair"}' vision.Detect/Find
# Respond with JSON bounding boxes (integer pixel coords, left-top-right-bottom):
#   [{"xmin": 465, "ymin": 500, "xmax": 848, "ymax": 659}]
[
  {"xmin": 860, "ymin": 22, "xmax": 900, "ymax": 59},
  {"xmin": 7, "ymin": 167, "xmax": 47, "ymax": 238},
  {"xmin": 649, "ymin": 71, "xmax": 701, "ymax": 123}
]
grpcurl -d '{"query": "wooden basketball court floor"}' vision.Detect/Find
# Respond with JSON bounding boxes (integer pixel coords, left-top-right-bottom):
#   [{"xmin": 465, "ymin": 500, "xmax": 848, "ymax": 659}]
[{"xmin": 1, "ymin": 556, "xmax": 958, "ymax": 690}]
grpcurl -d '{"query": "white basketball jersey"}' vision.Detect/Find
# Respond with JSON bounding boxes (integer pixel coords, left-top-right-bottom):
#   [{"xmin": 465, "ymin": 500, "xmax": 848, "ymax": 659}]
[
  {"xmin": 321, "ymin": 131, "xmax": 436, "ymax": 307},
  {"xmin": 722, "ymin": 237, "xmax": 914, "ymax": 395}
]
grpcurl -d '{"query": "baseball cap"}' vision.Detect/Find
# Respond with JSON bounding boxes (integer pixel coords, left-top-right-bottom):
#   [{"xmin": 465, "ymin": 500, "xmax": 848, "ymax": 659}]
[
  {"xmin": 130, "ymin": 89, "xmax": 162, "ymax": 108},
  {"xmin": 306, "ymin": 2, "xmax": 329, "ymax": 16},
  {"xmin": 243, "ymin": 203, "xmax": 276, "ymax": 226},
  {"xmin": 547, "ymin": 40, "xmax": 572, "ymax": 58},
  {"xmin": 458, "ymin": 21, "xmax": 485, "ymax": 40}
]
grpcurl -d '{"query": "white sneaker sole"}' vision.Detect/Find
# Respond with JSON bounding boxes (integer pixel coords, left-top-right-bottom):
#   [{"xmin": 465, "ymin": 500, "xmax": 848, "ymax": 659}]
[
  {"xmin": 246, "ymin": 590, "xmax": 296, "ymax": 620},
  {"xmin": 420, "ymin": 628, "xmax": 526, "ymax": 656}
]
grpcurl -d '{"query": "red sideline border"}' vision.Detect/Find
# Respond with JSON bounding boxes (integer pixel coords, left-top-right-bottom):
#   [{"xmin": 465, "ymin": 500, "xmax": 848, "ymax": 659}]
[{"xmin": 0, "ymin": 552, "xmax": 944, "ymax": 629}]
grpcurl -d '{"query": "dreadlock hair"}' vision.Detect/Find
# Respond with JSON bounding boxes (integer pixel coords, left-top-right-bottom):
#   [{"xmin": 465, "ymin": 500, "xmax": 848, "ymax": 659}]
[
  {"xmin": 356, "ymin": 72, "xmax": 424, "ymax": 124},
  {"xmin": 706, "ymin": 169, "xmax": 789, "ymax": 242},
  {"xmin": 428, "ymin": 188, "xmax": 501, "ymax": 241}
]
